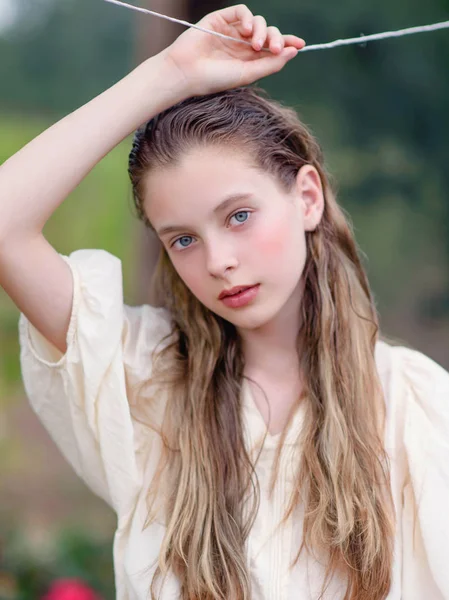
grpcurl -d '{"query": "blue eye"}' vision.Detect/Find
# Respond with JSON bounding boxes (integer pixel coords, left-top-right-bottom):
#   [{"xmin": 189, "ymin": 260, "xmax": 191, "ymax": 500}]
[
  {"xmin": 172, "ymin": 235, "xmax": 193, "ymax": 249},
  {"xmin": 230, "ymin": 210, "xmax": 250, "ymax": 225},
  {"xmin": 171, "ymin": 211, "xmax": 251, "ymax": 251}
]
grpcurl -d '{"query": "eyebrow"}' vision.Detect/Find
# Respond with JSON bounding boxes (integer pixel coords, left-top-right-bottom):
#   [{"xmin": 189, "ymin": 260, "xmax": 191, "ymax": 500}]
[{"xmin": 156, "ymin": 193, "xmax": 254, "ymax": 238}]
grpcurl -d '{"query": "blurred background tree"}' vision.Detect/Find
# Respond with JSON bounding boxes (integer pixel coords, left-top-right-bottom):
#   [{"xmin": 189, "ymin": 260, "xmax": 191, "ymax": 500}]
[
  {"xmin": 2, "ymin": 0, "xmax": 447, "ymax": 330},
  {"xmin": 0, "ymin": 0, "xmax": 448, "ymax": 597}
]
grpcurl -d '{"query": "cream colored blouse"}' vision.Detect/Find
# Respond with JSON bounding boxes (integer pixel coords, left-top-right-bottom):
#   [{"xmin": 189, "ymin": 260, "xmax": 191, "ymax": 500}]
[{"xmin": 18, "ymin": 249, "xmax": 449, "ymax": 600}]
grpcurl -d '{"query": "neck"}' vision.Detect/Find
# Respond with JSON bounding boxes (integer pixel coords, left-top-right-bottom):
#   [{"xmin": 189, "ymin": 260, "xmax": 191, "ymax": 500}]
[{"xmin": 239, "ymin": 285, "xmax": 304, "ymax": 380}]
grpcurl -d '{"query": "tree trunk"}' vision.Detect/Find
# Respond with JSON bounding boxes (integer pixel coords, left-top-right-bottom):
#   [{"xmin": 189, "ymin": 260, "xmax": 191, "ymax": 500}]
[
  {"xmin": 132, "ymin": 0, "xmax": 187, "ymax": 306},
  {"xmin": 132, "ymin": 0, "xmax": 225, "ymax": 306}
]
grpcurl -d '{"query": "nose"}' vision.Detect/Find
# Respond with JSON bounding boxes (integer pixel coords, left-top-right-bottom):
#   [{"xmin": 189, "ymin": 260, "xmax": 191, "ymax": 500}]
[{"xmin": 205, "ymin": 238, "xmax": 239, "ymax": 279}]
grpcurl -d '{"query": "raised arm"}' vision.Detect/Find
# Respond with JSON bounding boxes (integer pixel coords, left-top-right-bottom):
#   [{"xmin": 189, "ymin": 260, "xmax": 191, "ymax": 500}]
[
  {"xmin": 0, "ymin": 4, "xmax": 304, "ymax": 355},
  {"xmin": 0, "ymin": 57, "xmax": 184, "ymax": 355}
]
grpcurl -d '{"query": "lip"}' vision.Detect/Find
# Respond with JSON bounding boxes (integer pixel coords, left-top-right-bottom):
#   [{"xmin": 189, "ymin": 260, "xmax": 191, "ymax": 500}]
[
  {"xmin": 218, "ymin": 284, "xmax": 256, "ymax": 300},
  {"xmin": 219, "ymin": 284, "xmax": 260, "ymax": 308}
]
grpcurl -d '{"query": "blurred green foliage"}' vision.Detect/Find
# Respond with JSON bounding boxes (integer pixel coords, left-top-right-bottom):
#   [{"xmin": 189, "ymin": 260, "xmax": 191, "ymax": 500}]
[
  {"xmin": 0, "ymin": 0, "xmax": 135, "ymax": 116},
  {"xmin": 1, "ymin": 525, "xmax": 114, "ymax": 599}
]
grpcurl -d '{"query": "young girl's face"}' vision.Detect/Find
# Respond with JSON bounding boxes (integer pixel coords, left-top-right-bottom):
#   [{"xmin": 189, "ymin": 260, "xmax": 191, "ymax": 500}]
[{"xmin": 143, "ymin": 145, "xmax": 324, "ymax": 331}]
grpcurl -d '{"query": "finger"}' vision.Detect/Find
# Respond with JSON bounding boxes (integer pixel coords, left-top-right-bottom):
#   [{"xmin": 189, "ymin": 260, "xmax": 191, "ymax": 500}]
[
  {"xmin": 216, "ymin": 4, "xmax": 254, "ymax": 30},
  {"xmin": 266, "ymin": 26, "xmax": 285, "ymax": 54},
  {"xmin": 242, "ymin": 46, "xmax": 298, "ymax": 83},
  {"xmin": 251, "ymin": 15, "xmax": 268, "ymax": 51},
  {"xmin": 282, "ymin": 34, "xmax": 306, "ymax": 49},
  {"xmin": 228, "ymin": 19, "xmax": 254, "ymax": 38}
]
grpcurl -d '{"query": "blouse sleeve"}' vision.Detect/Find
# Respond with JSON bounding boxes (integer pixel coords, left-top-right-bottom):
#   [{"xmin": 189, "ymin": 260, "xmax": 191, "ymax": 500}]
[
  {"xmin": 18, "ymin": 249, "xmax": 173, "ymax": 518},
  {"xmin": 395, "ymin": 345, "xmax": 449, "ymax": 597}
]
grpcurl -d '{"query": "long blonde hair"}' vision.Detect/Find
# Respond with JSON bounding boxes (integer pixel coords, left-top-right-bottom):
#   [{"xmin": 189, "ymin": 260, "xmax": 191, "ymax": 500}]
[{"xmin": 128, "ymin": 86, "xmax": 396, "ymax": 600}]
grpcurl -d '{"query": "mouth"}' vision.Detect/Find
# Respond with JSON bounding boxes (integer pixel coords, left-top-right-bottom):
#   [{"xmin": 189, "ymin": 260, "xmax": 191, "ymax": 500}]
[
  {"xmin": 218, "ymin": 284, "xmax": 260, "ymax": 308},
  {"xmin": 218, "ymin": 284, "xmax": 256, "ymax": 300}
]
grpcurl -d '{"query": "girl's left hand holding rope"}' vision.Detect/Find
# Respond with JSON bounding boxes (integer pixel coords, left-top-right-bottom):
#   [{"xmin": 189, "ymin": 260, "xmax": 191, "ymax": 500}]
[{"xmin": 157, "ymin": 4, "xmax": 305, "ymax": 96}]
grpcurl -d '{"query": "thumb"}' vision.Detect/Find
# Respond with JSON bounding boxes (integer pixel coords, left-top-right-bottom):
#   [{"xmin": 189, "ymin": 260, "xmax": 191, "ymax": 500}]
[{"xmin": 242, "ymin": 46, "xmax": 298, "ymax": 84}]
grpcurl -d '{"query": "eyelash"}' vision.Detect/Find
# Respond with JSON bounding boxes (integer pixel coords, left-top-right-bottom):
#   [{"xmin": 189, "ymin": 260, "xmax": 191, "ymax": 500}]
[{"xmin": 170, "ymin": 210, "xmax": 252, "ymax": 250}]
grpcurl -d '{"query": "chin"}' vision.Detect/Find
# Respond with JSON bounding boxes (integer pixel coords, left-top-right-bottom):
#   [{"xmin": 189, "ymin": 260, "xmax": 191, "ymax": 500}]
[{"xmin": 225, "ymin": 306, "xmax": 278, "ymax": 331}]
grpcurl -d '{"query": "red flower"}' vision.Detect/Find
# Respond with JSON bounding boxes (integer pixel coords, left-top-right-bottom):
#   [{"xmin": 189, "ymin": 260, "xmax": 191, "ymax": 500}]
[{"xmin": 42, "ymin": 578, "xmax": 101, "ymax": 600}]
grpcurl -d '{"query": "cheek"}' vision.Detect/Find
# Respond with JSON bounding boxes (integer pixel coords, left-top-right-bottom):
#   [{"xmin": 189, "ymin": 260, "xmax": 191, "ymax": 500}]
[
  {"xmin": 254, "ymin": 219, "xmax": 296, "ymax": 259},
  {"xmin": 175, "ymin": 261, "xmax": 205, "ymax": 296},
  {"xmin": 257, "ymin": 237, "xmax": 285, "ymax": 257}
]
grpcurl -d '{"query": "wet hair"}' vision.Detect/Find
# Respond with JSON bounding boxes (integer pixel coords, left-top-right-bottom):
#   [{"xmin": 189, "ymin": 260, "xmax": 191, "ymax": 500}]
[{"xmin": 128, "ymin": 86, "xmax": 396, "ymax": 600}]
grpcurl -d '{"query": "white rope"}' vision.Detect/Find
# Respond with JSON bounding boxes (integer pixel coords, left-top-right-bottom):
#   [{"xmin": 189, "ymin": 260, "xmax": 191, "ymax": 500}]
[
  {"xmin": 103, "ymin": 0, "xmax": 266, "ymax": 49},
  {"xmin": 103, "ymin": 0, "xmax": 449, "ymax": 53},
  {"xmin": 301, "ymin": 20, "xmax": 449, "ymax": 52}
]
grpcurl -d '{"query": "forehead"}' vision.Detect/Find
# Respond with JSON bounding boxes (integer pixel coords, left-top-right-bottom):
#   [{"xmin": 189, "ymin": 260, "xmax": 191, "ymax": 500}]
[{"xmin": 142, "ymin": 145, "xmax": 274, "ymax": 228}]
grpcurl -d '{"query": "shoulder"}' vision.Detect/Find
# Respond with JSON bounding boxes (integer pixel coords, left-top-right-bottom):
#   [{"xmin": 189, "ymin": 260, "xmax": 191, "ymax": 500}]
[
  {"xmin": 375, "ymin": 337, "xmax": 449, "ymax": 442},
  {"xmin": 376, "ymin": 337, "xmax": 449, "ymax": 399},
  {"xmin": 66, "ymin": 247, "xmax": 175, "ymax": 354},
  {"xmin": 19, "ymin": 247, "xmax": 176, "ymax": 373}
]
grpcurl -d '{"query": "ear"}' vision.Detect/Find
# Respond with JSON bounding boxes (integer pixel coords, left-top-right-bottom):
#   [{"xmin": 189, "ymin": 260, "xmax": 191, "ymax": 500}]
[{"xmin": 294, "ymin": 165, "xmax": 325, "ymax": 231}]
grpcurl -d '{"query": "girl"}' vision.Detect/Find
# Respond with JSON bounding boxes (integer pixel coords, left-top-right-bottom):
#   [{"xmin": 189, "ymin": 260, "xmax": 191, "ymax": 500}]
[{"xmin": 1, "ymin": 4, "xmax": 448, "ymax": 600}]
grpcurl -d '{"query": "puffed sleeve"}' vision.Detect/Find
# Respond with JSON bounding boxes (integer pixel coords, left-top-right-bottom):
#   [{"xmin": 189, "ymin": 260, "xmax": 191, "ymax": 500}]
[
  {"xmin": 396, "ymin": 345, "xmax": 449, "ymax": 597},
  {"xmin": 18, "ymin": 249, "xmax": 173, "ymax": 518}
]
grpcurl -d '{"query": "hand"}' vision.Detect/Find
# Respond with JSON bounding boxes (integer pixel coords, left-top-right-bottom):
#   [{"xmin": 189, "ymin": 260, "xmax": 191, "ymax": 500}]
[{"xmin": 159, "ymin": 4, "xmax": 305, "ymax": 97}]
